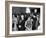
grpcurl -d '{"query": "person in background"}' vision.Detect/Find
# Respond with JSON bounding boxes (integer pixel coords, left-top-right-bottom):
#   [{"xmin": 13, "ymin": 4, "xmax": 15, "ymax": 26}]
[
  {"xmin": 31, "ymin": 9, "xmax": 40, "ymax": 30},
  {"xmin": 12, "ymin": 14, "xmax": 18, "ymax": 31}
]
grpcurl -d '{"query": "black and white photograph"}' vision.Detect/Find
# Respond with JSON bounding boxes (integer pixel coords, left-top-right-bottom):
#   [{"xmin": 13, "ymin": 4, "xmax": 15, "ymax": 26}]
[
  {"xmin": 9, "ymin": 3, "xmax": 44, "ymax": 34},
  {"xmin": 12, "ymin": 7, "xmax": 40, "ymax": 31},
  {"xmin": 5, "ymin": 1, "xmax": 45, "ymax": 37}
]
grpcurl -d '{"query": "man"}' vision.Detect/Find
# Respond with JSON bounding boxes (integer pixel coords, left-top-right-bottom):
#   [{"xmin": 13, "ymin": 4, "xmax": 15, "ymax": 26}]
[
  {"xmin": 32, "ymin": 9, "xmax": 40, "ymax": 30},
  {"xmin": 17, "ymin": 15, "xmax": 26, "ymax": 31}
]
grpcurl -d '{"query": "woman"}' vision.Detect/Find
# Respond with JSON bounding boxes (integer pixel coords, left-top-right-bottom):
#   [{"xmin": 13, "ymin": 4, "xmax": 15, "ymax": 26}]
[{"xmin": 25, "ymin": 17, "xmax": 33, "ymax": 31}]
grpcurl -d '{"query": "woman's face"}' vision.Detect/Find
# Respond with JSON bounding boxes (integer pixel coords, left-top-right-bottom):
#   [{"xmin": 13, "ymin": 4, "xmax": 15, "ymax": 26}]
[{"xmin": 28, "ymin": 17, "xmax": 31, "ymax": 21}]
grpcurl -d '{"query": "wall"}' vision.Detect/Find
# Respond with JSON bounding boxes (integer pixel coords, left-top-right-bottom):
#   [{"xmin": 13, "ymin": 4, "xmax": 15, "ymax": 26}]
[{"xmin": 0, "ymin": 0, "xmax": 46, "ymax": 38}]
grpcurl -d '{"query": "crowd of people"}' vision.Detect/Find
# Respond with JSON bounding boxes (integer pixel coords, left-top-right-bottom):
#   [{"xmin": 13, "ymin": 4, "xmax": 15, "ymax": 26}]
[{"xmin": 12, "ymin": 7, "xmax": 40, "ymax": 31}]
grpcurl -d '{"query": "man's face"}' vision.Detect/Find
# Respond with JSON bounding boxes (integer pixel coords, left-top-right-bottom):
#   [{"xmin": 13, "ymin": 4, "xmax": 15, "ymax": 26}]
[
  {"xmin": 34, "ymin": 9, "xmax": 37, "ymax": 13},
  {"xmin": 21, "ymin": 15, "xmax": 24, "ymax": 20}
]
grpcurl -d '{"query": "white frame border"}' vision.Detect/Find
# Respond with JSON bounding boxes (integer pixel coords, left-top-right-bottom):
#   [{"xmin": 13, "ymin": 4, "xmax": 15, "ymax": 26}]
[{"xmin": 9, "ymin": 3, "xmax": 43, "ymax": 34}]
